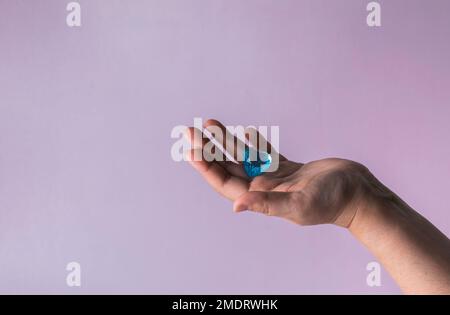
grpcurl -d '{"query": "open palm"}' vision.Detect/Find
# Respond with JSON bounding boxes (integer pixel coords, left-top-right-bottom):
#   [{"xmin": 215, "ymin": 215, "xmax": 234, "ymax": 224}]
[{"xmin": 186, "ymin": 119, "xmax": 374, "ymax": 227}]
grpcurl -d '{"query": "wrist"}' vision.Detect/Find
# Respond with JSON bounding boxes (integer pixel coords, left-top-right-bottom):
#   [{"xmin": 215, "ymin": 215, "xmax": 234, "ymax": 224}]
[
  {"xmin": 347, "ymin": 182, "xmax": 405, "ymax": 239},
  {"xmin": 333, "ymin": 164, "xmax": 393, "ymax": 230},
  {"xmin": 337, "ymin": 163, "xmax": 402, "ymax": 232}
]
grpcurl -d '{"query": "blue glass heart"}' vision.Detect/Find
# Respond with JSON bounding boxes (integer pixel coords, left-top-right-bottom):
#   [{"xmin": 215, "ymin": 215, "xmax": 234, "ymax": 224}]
[{"xmin": 243, "ymin": 147, "xmax": 272, "ymax": 178}]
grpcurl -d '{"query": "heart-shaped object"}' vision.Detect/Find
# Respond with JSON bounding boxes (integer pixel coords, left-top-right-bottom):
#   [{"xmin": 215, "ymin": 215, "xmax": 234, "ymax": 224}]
[{"xmin": 243, "ymin": 147, "xmax": 272, "ymax": 178}]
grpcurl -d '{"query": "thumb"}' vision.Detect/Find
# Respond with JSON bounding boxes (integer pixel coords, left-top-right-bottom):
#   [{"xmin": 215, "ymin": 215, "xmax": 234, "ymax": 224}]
[{"xmin": 233, "ymin": 191, "xmax": 294, "ymax": 217}]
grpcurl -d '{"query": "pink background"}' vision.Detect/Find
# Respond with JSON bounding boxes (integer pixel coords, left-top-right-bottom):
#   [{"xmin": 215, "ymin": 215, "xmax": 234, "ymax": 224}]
[{"xmin": 0, "ymin": 0, "xmax": 449, "ymax": 294}]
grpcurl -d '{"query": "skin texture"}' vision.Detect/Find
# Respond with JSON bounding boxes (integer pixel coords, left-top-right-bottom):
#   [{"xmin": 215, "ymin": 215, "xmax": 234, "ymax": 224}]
[{"xmin": 185, "ymin": 119, "xmax": 450, "ymax": 295}]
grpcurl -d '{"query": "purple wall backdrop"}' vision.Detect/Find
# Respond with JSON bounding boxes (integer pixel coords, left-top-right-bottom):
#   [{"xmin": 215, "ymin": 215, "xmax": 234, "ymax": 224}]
[{"xmin": 0, "ymin": 0, "xmax": 449, "ymax": 294}]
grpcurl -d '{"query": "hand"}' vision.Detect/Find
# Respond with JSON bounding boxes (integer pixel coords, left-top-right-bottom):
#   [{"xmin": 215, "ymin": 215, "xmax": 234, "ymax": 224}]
[
  {"xmin": 185, "ymin": 119, "xmax": 450, "ymax": 294},
  {"xmin": 185, "ymin": 119, "xmax": 376, "ymax": 228}
]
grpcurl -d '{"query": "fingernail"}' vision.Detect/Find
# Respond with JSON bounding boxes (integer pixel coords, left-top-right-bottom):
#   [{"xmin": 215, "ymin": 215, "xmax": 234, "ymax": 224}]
[
  {"xmin": 183, "ymin": 128, "xmax": 191, "ymax": 141},
  {"xmin": 184, "ymin": 150, "xmax": 193, "ymax": 162},
  {"xmin": 233, "ymin": 203, "xmax": 248, "ymax": 213}
]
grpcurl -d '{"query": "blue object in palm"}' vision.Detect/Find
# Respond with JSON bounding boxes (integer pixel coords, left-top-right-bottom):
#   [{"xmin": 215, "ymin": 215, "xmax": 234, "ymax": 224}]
[{"xmin": 243, "ymin": 147, "xmax": 272, "ymax": 178}]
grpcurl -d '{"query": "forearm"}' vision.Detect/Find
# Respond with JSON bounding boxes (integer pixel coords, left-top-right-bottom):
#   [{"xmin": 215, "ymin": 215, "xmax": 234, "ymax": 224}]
[{"xmin": 349, "ymin": 191, "xmax": 450, "ymax": 294}]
